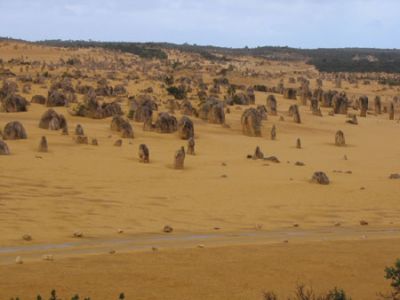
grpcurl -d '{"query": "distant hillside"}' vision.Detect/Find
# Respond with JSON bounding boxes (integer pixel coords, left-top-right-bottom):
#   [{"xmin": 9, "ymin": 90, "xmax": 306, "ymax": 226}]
[
  {"xmin": 302, "ymin": 48, "xmax": 400, "ymax": 73},
  {"xmin": 36, "ymin": 40, "xmax": 169, "ymax": 60},
  {"xmin": 3, "ymin": 38, "xmax": 400, "ymax": 73}
]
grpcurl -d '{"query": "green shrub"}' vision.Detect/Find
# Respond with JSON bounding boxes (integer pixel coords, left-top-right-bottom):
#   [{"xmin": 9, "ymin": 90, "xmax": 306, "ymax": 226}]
[
  {"xmin": 263, "ymin": 284, "xmax": 351, "ymax": 300},
  {"xmin": 166, "ymin": 86, "xmax": 186, "ymax": 100},
  {"xmin": 10, "ymin": 290, "xmax": 123, "ymax": 300},
  {"xmin": 383, "ymin": 259, "xmax": 400, "ymax": 299}
]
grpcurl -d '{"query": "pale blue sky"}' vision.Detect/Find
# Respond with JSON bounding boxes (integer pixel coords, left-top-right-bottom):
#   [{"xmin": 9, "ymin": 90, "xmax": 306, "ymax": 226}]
[{"xmin": 0, "ymin": 0, "xmax": 398, "ymax": 48}]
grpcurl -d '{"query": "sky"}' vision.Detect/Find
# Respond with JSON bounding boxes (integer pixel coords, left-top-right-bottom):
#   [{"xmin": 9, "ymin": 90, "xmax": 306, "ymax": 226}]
[{"xmin": 0, "ymin": 0, "xmax": 399, "ymax": 49}]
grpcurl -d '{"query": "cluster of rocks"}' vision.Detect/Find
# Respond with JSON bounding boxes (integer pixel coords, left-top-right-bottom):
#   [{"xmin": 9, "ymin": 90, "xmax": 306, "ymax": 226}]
[
  {"xmin": 0, "ymin": 80, "xmax": 29, "ymax": 112},
  {"xmin": 197, "ymin": 99, "xmax": 225, "ymax": 124},
  {"xmin": 110, "ymin": 116, "xmax": 134, "ymax": 138},
  {"xmin": 69, "ymin": 90, "xmax": 123, "ymax": 119},
  {"xmin": 39, "ymin": 109, "xmax": 68, "ymax": 131}
]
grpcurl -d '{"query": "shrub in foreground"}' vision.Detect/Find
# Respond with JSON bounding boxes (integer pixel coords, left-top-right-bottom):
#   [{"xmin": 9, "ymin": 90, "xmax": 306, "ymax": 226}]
[{"xmin": 263, "ymin": 284, "xmax": 351, "ymax": 300}]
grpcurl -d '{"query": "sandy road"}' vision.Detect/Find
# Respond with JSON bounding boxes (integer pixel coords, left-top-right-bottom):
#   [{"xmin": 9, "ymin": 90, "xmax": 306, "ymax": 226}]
[{"xmin": 1, "ymin": 225, "xmax": 399, "ymax": 265}]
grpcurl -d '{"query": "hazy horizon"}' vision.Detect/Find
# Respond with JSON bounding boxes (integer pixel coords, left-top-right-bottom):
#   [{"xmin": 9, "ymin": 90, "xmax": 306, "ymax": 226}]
[
  {"xmin": 1, "ymin": 0, "xmax": 399, "ymax": 49},
  {"xmin": 4, "ymin": 37, "xmax": 400, "ymax": 51}
]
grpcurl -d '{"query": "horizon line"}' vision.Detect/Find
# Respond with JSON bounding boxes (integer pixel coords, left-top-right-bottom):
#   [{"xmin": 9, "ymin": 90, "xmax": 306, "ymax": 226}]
[{"xmin": 1, "ymin": 36, "xmax": 400, "ymax": 51}]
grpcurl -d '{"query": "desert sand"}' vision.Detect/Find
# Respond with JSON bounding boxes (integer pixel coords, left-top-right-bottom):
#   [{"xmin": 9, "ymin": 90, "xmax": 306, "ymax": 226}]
[
  {"xmin": 0, "ymin": 41, "xmax": 400, "ymax": 299},
  {"xmin": 1, "ymin": 238, "xmax": 400, "ymax": 299}
]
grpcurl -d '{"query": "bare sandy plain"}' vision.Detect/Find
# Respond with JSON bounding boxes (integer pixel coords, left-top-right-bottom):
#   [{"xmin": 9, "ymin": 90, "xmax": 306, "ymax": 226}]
[{"xmin": 0, "ymin": 41, "xmax": 400, "ymax": 299}]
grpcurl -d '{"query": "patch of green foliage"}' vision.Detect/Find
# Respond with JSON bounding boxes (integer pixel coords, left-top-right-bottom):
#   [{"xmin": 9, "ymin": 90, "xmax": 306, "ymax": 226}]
[
  {"xmin": 263, "ymin": 284, "xmax": 351, "ymax": 300},
  {"xmin": 382, "ymin": 259, "xmax": 400, "ymax": 299},
  {"xmin": 9, "ymin": 289, "xmax": 124, "ymax": 300},
  {"xmin": 31, "ymin": 39, "xmax": 400, "ymax": 72},
  {"xmin": 166, "ymin": 86, "xmax": 187, "ymax": 100},
  {"xmin": 38, "ymin": 40, "xmax": 167, "ymax": 60}
]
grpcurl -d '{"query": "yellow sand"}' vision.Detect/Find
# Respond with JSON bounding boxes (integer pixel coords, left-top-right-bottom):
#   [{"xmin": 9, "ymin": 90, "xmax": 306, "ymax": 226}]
[
  {"xmin": 1, "ymin": 41, "xmax": 400, "ymax": 298},
  {"xmin": 1, "ymin": 239, "xmax": 400, "ymax": 299}
]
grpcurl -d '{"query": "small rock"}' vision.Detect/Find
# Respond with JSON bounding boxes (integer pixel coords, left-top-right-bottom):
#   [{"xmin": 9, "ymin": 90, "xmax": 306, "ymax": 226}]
[
  {"xmin": 38, "ymin": 136, "xmax": 48, "ymax": 153},
  {"xmin": 296, "ymin": 138, "xmax": 302, "ymax": 149},
  {"xmin": 270, "ymin": 125, "xmax": 277, "ymax": 140},
  {"xmin": 61, "ymin": 126, "xmax": 69, "ymax": 135},
  {"xmin": 73, "ymin": 231, "xmax": 83, "ymax": 238},
  {"xmin": 264, "ymin": 156, "xmax": 280, "ymax": 163},
  {"xmin": 42, "ymin": 254, "xmax": 53, "ymax": 261},
  {"xmin": 0, "ymin": 139, "xmax": 11, "ymax": 155},
  {"xmin": 346, "ymin": 114, "xmax": 358, "ymax": 125},
  {"xmin": 334, "ymin": 222, "xmax": 341, "ymax": 227},
  {"xmin": 293, "ymin": 223, "xmax": 299, "ymax": 228},
  {"xmin": 75, "ymin": 135, "xmax": 88, "ymax": 144},
  {"xmin": 109, "ymin": 250, "xmax": 116, "ymax": 255},
  {"xmin": 114, "ymin": 139, "xmax": 123, "ymax": 147},
  {"xmin": 197, "ymin": 244, "xmax": 205, "ymax": 248},
  {"xmin": 294, "ymin": 161, "xmax": 305, "ymax": 166},
  {"xmin": 389, "ymin": 173, "xmax": 400, "ymax": 179},
  {"xmin": 221, "ymin": 174, "xmax": 228, "ymax": 178},
  {"xmin": 221, "ymin": 162, "xmax": 227, "ymax": 166},
  {"xmin": 152, "ymin": 246, "xmax": 158, "ymax": 252},
  {"xmin": 75, "ymin": 124, "xmax": 84, "ymax": 136},
  {"xmin": 213, "ymin": 227, "xmax": 220, "ymax": 230},
  {"xmin": 311, "ymin": 171, "xmax": 330, "ymax": 185},
  {"xmin": 117, "ymin": 229, "xmax": 124, "ymax": 234},
  {"xmin": 15, "ymin": 256, "xmax": 23, "ymax": 264},
  {"xmin": 163, "ymin": 225, "xmax": 173, "ymax": 233},
  {"xmin": 360, "ymin": 187, "xmax": 366, "ymax": 190},
  {"xmin": 91, "ymin": 138, "xmax": 98, "ymax": 146},
  {"xmin": 252, "ymin": 146, "xmax": 264, "ymax": 160},
  {"xmin": 283, "ymin": 240, "xmax": 289, "ymax": 243},
  {"xmin": 360, "ymin": 220, "xmax": 368, "ymax": 226},
  {"xmin": 22, "ymin": 234, "xmax": 32, "ymax": 241},
  {"xmin": 255, "ymin": 224, "xmax": 263, "ymax": 230}
]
